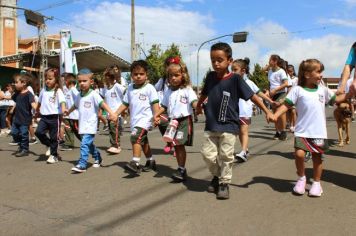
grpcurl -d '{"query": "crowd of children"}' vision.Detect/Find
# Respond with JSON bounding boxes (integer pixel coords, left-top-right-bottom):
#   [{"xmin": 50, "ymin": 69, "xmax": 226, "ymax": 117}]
[{"xmin": 1, "ymin": 41, "xmax": 355, "ymax": 201}]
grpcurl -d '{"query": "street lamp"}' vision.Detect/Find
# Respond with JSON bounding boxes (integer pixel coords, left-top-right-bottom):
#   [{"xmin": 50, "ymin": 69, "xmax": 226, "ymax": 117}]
[{"xmin": 196, "ymin": 31, "xmax": 248, "ymax": 95}]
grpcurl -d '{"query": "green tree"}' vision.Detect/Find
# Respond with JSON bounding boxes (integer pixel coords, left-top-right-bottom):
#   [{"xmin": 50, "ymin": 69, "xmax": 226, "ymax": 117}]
[
  {"xmin": 250, "ymin": 63, "xmax": 269, "ymax": 90},
  {"xmin": 145, "ymin": 43, "xmax": 182, "ymax": 85}
]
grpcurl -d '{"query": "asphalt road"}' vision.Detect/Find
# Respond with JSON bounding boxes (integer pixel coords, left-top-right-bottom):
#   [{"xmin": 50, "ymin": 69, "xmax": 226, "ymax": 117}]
[{"xmin": 0, "ymin": 107, "xmax": 355, "ymax": 236}]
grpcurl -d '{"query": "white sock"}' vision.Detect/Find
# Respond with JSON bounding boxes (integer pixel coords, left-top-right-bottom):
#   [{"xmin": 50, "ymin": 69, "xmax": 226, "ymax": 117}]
[
  {"xmin": 298, "ymin": 175, "xmax": 306, "ymax": 181},
  {"xmin": 178, "ymin": 166, "xmax": 185, "ymax": 171},
  {"xmin": 147, "ymin": 156, "xmax": 154, "ymax": 161},
  {"xmin": 132, "ymin": 157, "xmax": 140, "ymax": 163}
]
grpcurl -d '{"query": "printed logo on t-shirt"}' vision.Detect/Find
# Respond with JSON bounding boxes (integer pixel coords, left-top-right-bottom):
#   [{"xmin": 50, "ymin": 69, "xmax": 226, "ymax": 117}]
[
  {"xmin": 139, "ymin": 93, "xmax": 147, "ymax": 101},
  {"xmin": 84, "ymin": 101, "xmax": 92, "ymax": 108},
  {"xmin": 110, "ymin": 92, "xmax": 117, "ymax": 98},
  {"xmin": 180, "ymin": 95, "xmax": 188, "ymax": 104},
  {"xmin": 49, "ymin": 97, "xmax": 55, "ymax": 103},
  {"xmin": 218, "ymin": 91, "xmax": 230, "ymax": 122},
  {"xmin": 66, "ymin": 94, "xmax": 71, "ymax": 100},
  {"xmin": 318, "ymin": 94, "xmax": 325, "ymax": 103}
]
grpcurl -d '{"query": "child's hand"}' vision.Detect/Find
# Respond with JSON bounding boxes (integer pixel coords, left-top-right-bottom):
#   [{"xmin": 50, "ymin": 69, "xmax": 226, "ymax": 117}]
[
  {"xmin": 153, "ymin": 116, "xmax": 160, "ymax": 127},
  {"xmin": 268, "ymin": 114, "xmax": 277, "ymax": 123},
  {"xmin": 63, "ymin": 110, "xmax": 69, "ymax": 117},
  {"xmin": 196, "ymin": 105, "xmax": 203, "ymax": 115},
  {"xmin": 108, "ymin": 113, "xmax": 117, "ymax": 122}
]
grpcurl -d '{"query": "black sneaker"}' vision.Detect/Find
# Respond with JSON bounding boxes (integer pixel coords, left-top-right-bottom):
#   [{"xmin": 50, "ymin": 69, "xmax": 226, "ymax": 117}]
[
  {"xmin": 207, "ymin": 176, "xmax": 219, "ymax": 193},
  {"xmin": 171, "ymin": 168, "xmax": 187, "ymax": 182},
  {"xmin": 29, "ymin": 138, "xmax": 38, "ymax": 145},
  {"xmin": 279, "ymin": 131, "xmax": 287, "ymax": 141},
  {"xmin": 216, "ymin": 183, "xmax": 230, "ymax": 200},
  {"xmin": 102, "ymin": 125, "xmax": 109, "ymax": 131},
  {"xmin": 125, "ymin": 161, "xmax": 141, "ymax": 174},
  {"xmin": 15, "ymin": 150, "xmax": 29, "ymax": 157},
  {"xmin": 142, "ymin": 159, "xmax": 157, "ymax": 172},
  {"xmin": 9, "ymin": 141, "xmax": 19, "ymax": 146},
  {"xmin": 60, "ymin": 144, "xmax": 73, "ymax": 151},
  {"xmin": 273, "ymin": 132, "xmax": 280, "ymax": 140}
]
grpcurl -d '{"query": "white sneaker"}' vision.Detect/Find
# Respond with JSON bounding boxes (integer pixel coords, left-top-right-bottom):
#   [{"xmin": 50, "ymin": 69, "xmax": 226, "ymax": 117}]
[
  {"xmin": 107, "ymin": 146, "xmax": 122, "ymax": 154},
  {"xmin": 235, "ymin": 150, "xmax": 249, "ymax": 162},
  {"xmin": 47, "ymin": 155, "xmax": 58, "ymax": 164},
  {"xmin": 123, "ymin": 120, "xmax": 128, "ymax": 125},
  {"xmin": 45, "ymin": 147, "xmax": 51, "ymax": 157},
  {"xmin": 309, "ymin": 181, "xmax": 323, "ymax": 197}
]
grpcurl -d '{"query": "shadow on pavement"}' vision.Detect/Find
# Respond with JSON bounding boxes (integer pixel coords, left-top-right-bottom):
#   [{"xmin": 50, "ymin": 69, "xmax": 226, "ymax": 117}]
[
  {"xmin": 266, "ymin": 150, "xmax": 295, "ymax": 159},
  {"xmin": 232, "ymin": 176, "xmax": 294, "ymax": 193},
  {"xmin": 306, "ymin": 168, "xmax": 356, "ymax": 192}
]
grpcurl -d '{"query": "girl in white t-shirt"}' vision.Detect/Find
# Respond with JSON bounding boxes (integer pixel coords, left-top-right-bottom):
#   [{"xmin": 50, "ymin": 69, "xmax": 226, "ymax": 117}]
[
  {"xmin": 103, "ymin": 67, "xmax": 126, "ymax": 154},
  {"xmin": 232, "ymin": 58, "xmax": 274, "ymax": 162},
  {"xmin": 35, "ymin": 68, "xmax": 67, "ymax": 164},
  {"xmin": 287, "ymin": 65, "xmax": 298, "ymax": 132},
  {"xmin": 272, "ymin": 59, "xmax": 351, "ymax": 197},
  {"xmin": 154, "ymin": 58, "xmax": 198, "ymax": 182}
]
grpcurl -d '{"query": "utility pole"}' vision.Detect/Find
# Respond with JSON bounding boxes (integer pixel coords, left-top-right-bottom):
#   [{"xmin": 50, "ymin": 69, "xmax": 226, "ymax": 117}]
[{"xmin": 130, "ymin": 0, "xmax": 136, "ymax": 62}]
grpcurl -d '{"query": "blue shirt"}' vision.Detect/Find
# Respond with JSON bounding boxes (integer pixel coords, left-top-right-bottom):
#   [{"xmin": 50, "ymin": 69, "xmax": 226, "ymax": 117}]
[{"xmin": 201, "ymin": 72, "xmax": 254, "ymax": 133}]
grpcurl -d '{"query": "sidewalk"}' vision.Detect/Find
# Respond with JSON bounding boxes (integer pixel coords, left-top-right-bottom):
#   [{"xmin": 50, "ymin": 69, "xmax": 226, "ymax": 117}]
[{"xmin": 0, "ymin": 107, "xmax": 355, "ymax": 235}]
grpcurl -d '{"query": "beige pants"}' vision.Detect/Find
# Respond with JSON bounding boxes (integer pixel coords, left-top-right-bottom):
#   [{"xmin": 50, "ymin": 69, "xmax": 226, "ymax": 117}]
[{"xmin": 201, "ymin": 131, "xmax": 236, "ymax": 184}]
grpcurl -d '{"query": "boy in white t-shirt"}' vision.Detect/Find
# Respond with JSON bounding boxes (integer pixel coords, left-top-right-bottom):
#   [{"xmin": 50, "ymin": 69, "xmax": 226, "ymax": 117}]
[
  {"xmin": 60, "ymin": 73, "xmax": 81, "ymax": 151},
  {"xmin": 103, "ymin": 68, "xmax": 126, "ymax": 154},
  {"xmin": 115, "ymin": 60, "xmax": 159, "ymax": 175},
  {"xmin": 65, "ymin": 68, "xmax": 116, "ymax": 173}
]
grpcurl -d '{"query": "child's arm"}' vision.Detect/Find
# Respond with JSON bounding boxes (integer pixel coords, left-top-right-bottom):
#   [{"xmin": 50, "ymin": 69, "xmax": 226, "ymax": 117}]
[
  {"xmin": 60, "ymin": 102, "xmax": 67, "ymax": 115},
  {"xmin": 250, "ymin": 94, "xmax": 273, "ymax": 123},
  {"xmin": 31, "ymin": 101, "xmax": 37, "ymax": 111},
  {"xmin": 114, "ymin": 104, "xmax": 128, "ymax": 118},
  {"xmin": 100, "ymin": 102, "xmax": 116, "ymax": 122},
  {"xmin": 335, "ymin": 92, "xmax": 353, "ymax": 104},
  {"xmin": 272, "ymin": 103, "xmax": 290, "ymax": 123},
  {"xmin": 257, "ymin": 91, "xmax": 274, "ymax": 105},
  {"xmin": 196, "ymin": 95, "xmax": 207, "ymax": 115},
  {"xmin": 64, "ymin": 105, "xmax": 76, "ymax": 116},
  {"xmin": 270, "ymin": 80, "xmax": 288, "ymax": 97},
  {"xmin": 154, "ymin": 106, "xmax": 166, "ymax": 126}
]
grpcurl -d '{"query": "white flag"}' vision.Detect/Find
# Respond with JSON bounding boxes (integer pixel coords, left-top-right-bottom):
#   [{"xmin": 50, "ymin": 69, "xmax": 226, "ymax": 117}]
[{"xmin": 60, "ymin": 30, "xmax": 78, "ymax": 75}]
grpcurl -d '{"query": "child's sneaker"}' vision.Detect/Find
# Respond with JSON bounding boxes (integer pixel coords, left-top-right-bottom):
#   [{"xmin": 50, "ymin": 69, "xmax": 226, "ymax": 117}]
[
  {"xmin": 207, "ymin": 176, "xmax": 219, "ymax": 193},
  {"xmin": 47, "ymin": 155, "xmax": 59, "ymax": 164},
  {"xmin": 142, "ymin": 159, "xmax": 157, "ymax": 172},
  {"xmin": 293, "ymin": 176, "xmax": 306, "ymax": 195},
  {"xmin": 15, "ymin": 150, "xmax": 29, "ymax": 157},
  {"xmin": 107, "ymin": 146, "xmax": 122, "ymax": 154},
  {"xmin": 29, "ymin": 138, "xmax": 38, "ymax": 145},
  {"xmin": 171, "ymin": 168, "xmax": 187, "ymax": 182},
  {"xmin": 9, "ymin": 141, "xmax": 19, "ymax": 146},
  {"xmin": 308, "ymin": 181, "xmax": 323, "ymax": 197},
  {"xmin": 216, "ymin": 183, "xmax": 230, "ymax": 200},
  {"xmin": 125, "ymin": 161, "xmax": 141, "ymax": 174},
  {"xmin": 279, "ymin": 131, "xmax": 287, "ymax": 141},
  {"xmin": 71, "ymin": 165, "xmax": 86, "ymax": 173},
  {"xmin": 163, "ymin": 144, "xmax": 172, "ymax": 153},
  {"xmin": 45, "ymin": 147, "xmax": 51, "ymax": 157},
  {"xmin": 102, "ymin": 125, "xmax": 109, "ymax": 131},
  {"xmin": 92, "ymin": 159, "xmax": 102, "ymax": 168},
  {"xmin": 273, "ymin": 132, "xmax": 280, "ymax": 140},
  {"xmin": 60, "ymin": 144, "xmax": 73, "ymax": 151},
  {"xmin": 235, "ymin": 150, "xmax": 249, "ymax": 162}
]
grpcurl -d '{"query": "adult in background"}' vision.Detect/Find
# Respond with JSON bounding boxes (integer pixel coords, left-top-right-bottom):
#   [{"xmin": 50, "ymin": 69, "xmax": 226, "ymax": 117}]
[{"xmin": 338, "ymin": 42, "xmax": 356, "ymax": 96}]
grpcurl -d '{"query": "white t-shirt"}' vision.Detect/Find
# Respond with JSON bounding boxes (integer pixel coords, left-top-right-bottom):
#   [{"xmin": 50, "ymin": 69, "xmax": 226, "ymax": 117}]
[
  {"xmin": 268, "ymin": 68, "xmax": 288, "ymax": 92},
  {"xmin": 162, "ymin": 86, "xmax": 198, "ymax": 119},
  {"xmin": 290, "ymin": 76, "xmax": 298, "ymax": 87},
  {"xmin": 239, "ymin": 77, "xmax": 260, "ymax": 118},
  {"xmin": 155, "ymin": 78, "xmax": 170, "ymax": 105},
  {"xmin": 5, "ymin": 91, "xmax": 15, "ymax": 106},
  {"xmin": 123, "ymin": 83, "xmax": 159, "ymax": 130},
  {"xmin": 345, "ymin": 78, "xmax": 353, "ymax": 93},
  {"xmin": 74, "ymin": 89, "xmax": 103, "ymax": 134},
  {"xmin": 65, "ymin": 86, "xmax": 79, "ymax": 120},
  {"xmin": 104, "ymin": 83, "xmax": 125, "ymax": 111},
  {"xmin": 38, "ymin": 88, "xmax": 66, "ymax": 115},
  {"xmin": 285, "ymin": 85, "xmax": 335, "ymax": 139}
]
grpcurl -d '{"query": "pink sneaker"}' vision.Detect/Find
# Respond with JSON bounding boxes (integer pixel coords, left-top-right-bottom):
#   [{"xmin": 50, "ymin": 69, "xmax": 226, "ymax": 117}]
[
  {"xmin": 293, "ymin": 177, "xmax": 306, "ymax": 195},
  {"xmin": 309, "ymin": 182, "xmax": 323, "ymax": 197},
  {"xmin": 163, "ymin": 145, "xmax": 171, "ymax": 153}
]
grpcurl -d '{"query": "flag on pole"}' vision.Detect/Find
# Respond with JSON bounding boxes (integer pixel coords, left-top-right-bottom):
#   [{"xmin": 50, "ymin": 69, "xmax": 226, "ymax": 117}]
[{"xmin": 60, "ymin": 30, "xmax": 78, "ymax": 75}]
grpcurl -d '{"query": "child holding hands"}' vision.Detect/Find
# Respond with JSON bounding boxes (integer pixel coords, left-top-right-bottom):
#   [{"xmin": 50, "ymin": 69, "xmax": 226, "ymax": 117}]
[{"xmin": 154, "ymin": 58, "xmax": 197, "ymax": 182}]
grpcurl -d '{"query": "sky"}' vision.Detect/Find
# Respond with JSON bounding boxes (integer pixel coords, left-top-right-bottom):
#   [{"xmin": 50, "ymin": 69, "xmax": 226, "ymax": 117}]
[{"xmin": 15, "ymin": 0, "xmax": 356, "ymax": 85}]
